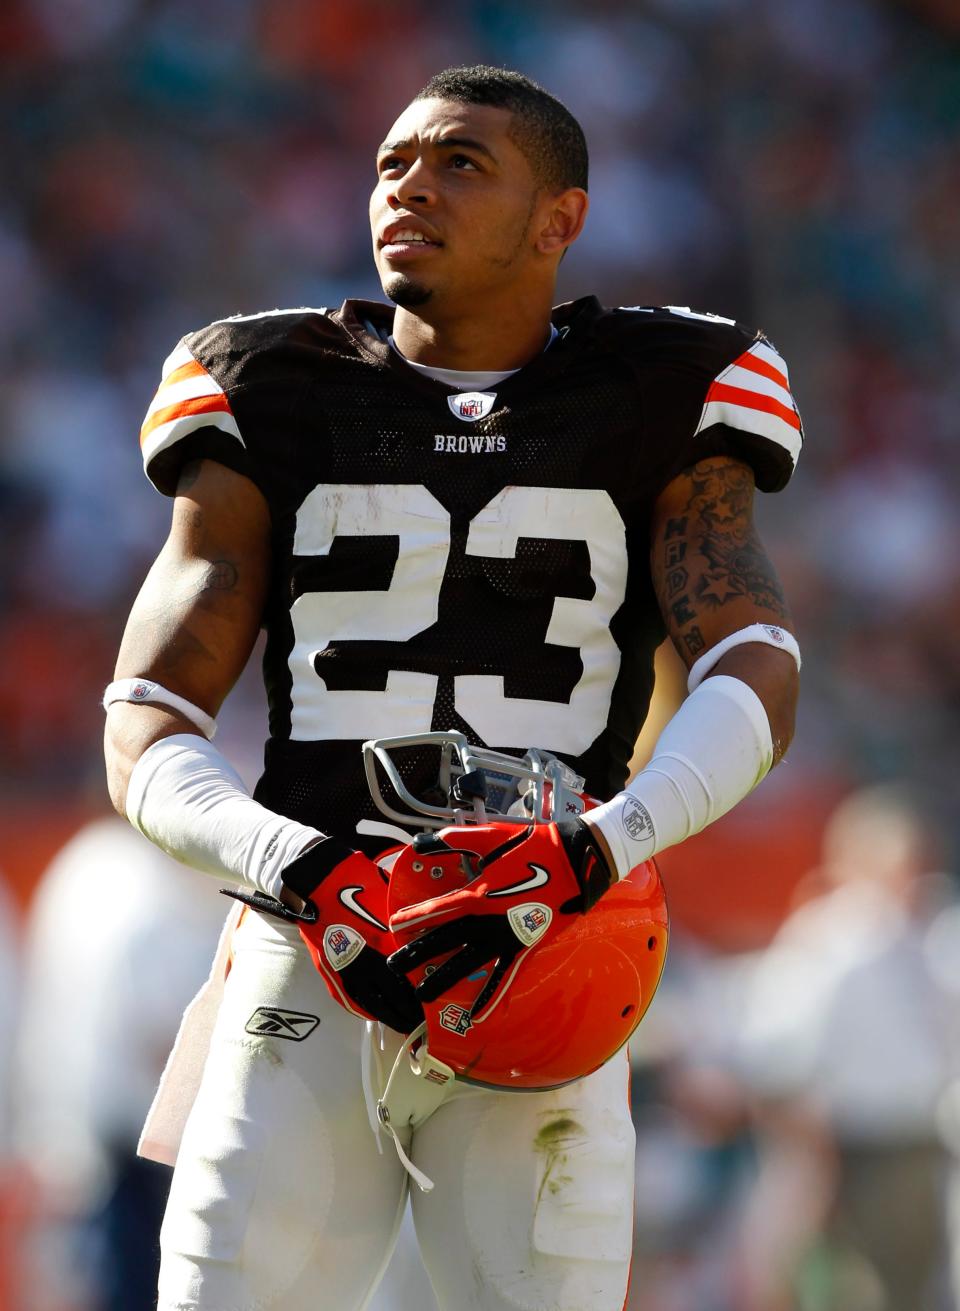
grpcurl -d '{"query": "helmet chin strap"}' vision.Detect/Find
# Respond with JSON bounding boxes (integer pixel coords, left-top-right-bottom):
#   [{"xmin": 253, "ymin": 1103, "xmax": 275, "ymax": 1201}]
[{"xmin": 368, "ymin": 1021, "xmax": 458, "ymax": 1193}]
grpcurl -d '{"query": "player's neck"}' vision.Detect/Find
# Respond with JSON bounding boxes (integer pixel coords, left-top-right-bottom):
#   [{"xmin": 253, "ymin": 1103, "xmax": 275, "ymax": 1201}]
[{"xmin": 391, "ymin": 290, "xmax": 556, "ymax": 371}]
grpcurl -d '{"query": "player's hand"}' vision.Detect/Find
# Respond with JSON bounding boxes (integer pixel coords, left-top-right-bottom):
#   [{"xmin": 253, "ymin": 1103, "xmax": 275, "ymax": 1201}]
[
  {"xmin": 553, "ymin": 816, "xmax": 617, "ymax": 912},
  {"xmin": 223, "ymin": 838, "xmax": 423, "ymax": 1033},
  {"xmin": 387, "ymin": 821, "xmax": 615, "ymax": 1018}
]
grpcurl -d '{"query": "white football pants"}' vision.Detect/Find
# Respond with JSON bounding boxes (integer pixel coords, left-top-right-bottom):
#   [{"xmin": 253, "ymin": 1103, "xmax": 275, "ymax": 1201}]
[{"xmin": 158, "ymin": 909, "xmax": 635, "ymax": 1311}]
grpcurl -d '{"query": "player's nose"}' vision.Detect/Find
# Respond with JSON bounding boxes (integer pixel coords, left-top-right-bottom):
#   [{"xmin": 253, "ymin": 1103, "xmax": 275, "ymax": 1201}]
[{"xmin": 389, "ymin": 158, "xmax": 437, "ymax": 209}]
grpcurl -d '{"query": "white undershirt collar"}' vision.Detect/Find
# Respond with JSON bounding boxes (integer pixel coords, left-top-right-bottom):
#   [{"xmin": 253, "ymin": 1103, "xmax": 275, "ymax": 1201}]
[{"xmin": 387, "ymin": 324, "xmax": 558, "ymax": 391}]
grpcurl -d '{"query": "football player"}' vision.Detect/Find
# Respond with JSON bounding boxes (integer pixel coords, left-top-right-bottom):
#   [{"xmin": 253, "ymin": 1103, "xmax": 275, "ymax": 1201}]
[{"xmin": 104, "ymin": 65, "xmax": 801, "ymax": 1311}]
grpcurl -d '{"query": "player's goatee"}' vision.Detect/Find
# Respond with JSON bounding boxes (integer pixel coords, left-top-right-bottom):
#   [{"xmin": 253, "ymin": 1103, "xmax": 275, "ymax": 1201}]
[{"xmin": 384, "ymin": 274, "xmax": 433, "ymax": 308}]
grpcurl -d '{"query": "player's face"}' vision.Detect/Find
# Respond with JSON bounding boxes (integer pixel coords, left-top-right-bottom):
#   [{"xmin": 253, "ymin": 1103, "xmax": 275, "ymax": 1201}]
[{"xmin": 370, "ymin": 98, "xmax": 547, "ymax": 310}]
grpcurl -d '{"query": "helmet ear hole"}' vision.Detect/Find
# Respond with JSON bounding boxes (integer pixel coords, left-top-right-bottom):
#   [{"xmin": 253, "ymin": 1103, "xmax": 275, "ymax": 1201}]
[{"xmin": 621, "ymin": 1004, "xmax": 634, "ymax": 1018}]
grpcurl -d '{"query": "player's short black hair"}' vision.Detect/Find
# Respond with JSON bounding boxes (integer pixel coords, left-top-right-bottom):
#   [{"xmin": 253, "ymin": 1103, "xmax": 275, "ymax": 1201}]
[{"xmin": 413, "ymin": 65, "xmax": 588, "ymax": 193}]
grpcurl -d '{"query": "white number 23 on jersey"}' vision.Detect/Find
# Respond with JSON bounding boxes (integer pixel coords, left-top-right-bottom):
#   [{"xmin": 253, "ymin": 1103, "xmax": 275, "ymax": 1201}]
[{"xmin": 289, "ymin": 483, "xmax": 627, "ymax": 754}]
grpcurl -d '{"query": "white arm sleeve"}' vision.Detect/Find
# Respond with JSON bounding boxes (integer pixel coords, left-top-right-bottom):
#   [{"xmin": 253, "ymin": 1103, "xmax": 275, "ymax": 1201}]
[
  {"xmin": 125, "ymin": 734, "xmax": 323, "ymax": 899},
  {"xmin": 582, "ymin": 675, "xmax": 774, "ymax": 879}
]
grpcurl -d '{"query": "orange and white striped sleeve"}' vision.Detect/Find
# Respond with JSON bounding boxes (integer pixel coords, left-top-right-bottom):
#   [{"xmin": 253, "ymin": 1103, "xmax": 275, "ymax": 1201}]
[
  {"xmin": 139, "ymin": 341, "xmax": 244, "ymax": 472},
  {"xmin": 694, "ymin": 337, "xmax": 802, "ymax": 468}
]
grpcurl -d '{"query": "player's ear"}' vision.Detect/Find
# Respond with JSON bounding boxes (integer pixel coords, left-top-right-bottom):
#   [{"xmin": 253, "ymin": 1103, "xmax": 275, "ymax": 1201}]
[{"xmin": 534, "ymin": 188, "xmax": 588, "ymax": 257}]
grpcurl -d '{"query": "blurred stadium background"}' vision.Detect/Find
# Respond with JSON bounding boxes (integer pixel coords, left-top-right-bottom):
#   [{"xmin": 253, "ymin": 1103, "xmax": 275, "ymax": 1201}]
[{"xmin": 1, "ymin": 1, "xmax": 959, "ymax": 1308}]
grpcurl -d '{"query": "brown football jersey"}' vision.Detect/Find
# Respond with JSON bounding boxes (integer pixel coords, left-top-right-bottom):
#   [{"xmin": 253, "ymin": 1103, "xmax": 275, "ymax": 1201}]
[{"xmin": 139, "ymin": 298, "xmax": 802, "ymax": 843}]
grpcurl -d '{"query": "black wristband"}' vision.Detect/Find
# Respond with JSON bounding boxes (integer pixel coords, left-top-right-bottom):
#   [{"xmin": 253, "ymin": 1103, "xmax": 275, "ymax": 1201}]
[
  {"xmin": 556, "ymin": 818, "xmax": 615, "ymax": 911},
  {"xmin": 280, "ymin": 836, "xmax": 356, "ymax": 899}
]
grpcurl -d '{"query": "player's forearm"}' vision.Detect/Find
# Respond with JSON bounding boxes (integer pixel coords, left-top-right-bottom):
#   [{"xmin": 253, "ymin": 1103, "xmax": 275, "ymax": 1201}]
[
  {"xmin": 111, "ymin": 725, "xmax": 324, "ymax": 897},
  {"xmin": 102, "ymin": 659, "xmax": 322, "ymax": 905},
  {"xmin": 709, "ymin": 642, "xmax": 799, "ymax": 765},
  {"xmin": 104, "ymin": 701, "xmax": 200, "ymax": 816},
  {"xmin": 582, "ymin": 642, "xmax": 799, "ymax": 880}
]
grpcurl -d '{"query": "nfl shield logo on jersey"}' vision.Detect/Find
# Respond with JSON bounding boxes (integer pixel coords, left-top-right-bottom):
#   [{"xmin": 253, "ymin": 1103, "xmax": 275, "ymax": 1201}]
[{"xmin": 447, "ymin": 391, "xmax": 496, "ymax": 422}]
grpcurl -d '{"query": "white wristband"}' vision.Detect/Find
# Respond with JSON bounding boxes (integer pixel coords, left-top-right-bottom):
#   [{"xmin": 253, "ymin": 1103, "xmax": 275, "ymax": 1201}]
[
  {"xmin": 125, "ymin": 734, "xmax": 323, "ymax": 898},
  {"xmin": 583, "ymin": 675, "xmax": 774, "ymax": 879},
  {"xmin": 687, "ymin": 624, "xmax": 801, "ymax": 693},
  {"xmin": 104, "ymin": 678, "xmax": 217, "ymax": 740}
]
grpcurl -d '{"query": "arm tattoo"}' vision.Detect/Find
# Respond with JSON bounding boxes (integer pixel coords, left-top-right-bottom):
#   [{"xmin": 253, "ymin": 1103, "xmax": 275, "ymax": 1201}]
[
  {"xmin": 203, "ymin": 560, "xmax": 239, "ymax": 593},
  {"xmin": 686, "ymin": 463, "xmax": 787, "ymax": 615},
  {"xmin": 655, "ymin": 460, "xmax": 789, "ymax": 651},
  {"xmin": 150, "ymin": 620, "xmax": 220, "ymax": 675},
  {"xmin": 132, "ymin": 559, "xmax": 243, "ymax": 675},
  {"xmin": 682, "ymin": 626, "xmax": 706, "ymax": 657}
]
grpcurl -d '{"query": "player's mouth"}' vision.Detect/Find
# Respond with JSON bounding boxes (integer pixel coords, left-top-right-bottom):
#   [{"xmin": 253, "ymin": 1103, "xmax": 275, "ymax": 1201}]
[{"xmin": 379, "ymin": 221, "xmax": 443, "ymax": 260}]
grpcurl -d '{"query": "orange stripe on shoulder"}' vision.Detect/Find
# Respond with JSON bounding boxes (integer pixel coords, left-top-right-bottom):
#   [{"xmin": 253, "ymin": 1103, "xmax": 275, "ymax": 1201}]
[
  {"xmin": 139, "ymin": 394, "xmax": 233, "ymax": 445},
  {"xmin": 160, "ymin": 359, "xmax": 210, "ymax": 390},
  {"xmin": 706, "ymin": 381, "xmax": 802, "ymax": 430},
  {"xmin": 734, "ymin": 348, "xmax": 789, "ymax": 391}
]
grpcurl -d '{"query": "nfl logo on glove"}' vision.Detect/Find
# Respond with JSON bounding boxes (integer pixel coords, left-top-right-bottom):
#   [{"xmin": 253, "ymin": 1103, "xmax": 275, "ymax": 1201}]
[{"xmin": 328, "ymin": 928, "xmax": 351, "ymax": 956}]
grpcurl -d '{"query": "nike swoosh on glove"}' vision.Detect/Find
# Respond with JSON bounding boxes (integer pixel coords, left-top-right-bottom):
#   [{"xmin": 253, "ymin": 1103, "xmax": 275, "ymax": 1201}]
[
  {"xmin": 223, "ymin": 838, "xmax": 423, "ymax": 1033},
  {"xmin": 387, "ymin": 820, "xmax": 615, "ymax": 1019}
]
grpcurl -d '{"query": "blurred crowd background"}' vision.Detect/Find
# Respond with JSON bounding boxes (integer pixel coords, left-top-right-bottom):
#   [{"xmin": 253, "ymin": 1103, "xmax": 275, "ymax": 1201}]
[{"xmin": 1, "ymin": 0, "xmax": 959, "ymax": 1308}]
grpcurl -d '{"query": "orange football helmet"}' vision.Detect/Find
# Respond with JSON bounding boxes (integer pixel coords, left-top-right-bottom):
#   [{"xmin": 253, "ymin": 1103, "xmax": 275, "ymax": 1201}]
[{"xmin": 365, "ymin": 732, "xmax": 669, "ymax": 1091}]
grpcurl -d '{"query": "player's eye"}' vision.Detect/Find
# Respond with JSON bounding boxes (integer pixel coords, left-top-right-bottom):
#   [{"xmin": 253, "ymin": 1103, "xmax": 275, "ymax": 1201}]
[
  {"xmin": 378, "ymin": 156, "xmax": 405, "ymax": 175},
  {"xmin": 449, "ymin": 154, "xmax": 479, "ymax": 170}
]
